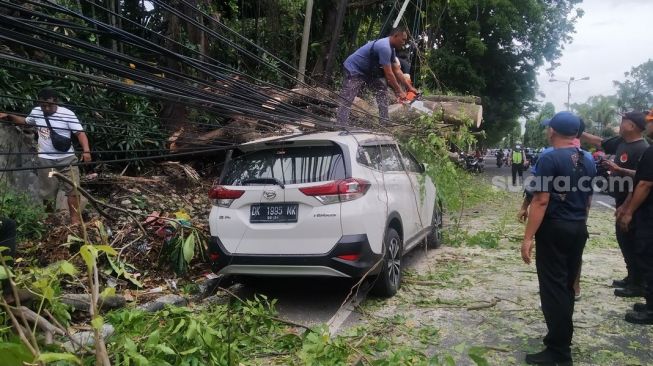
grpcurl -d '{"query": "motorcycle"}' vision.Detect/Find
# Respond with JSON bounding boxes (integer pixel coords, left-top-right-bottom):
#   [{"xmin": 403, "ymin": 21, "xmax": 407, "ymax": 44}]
[
  {"xmin": 465, "ymin": 155, "xmax": 484, "ymax": 174},
  {"xmin": 495, "ymin": 155, "xmax": 504, "ymax": 168}
]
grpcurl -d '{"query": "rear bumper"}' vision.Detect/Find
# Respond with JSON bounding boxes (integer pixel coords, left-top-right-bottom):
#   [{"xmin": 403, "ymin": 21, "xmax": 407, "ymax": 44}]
[{"xmin": 207, "ymin": 234, "xmax": 382, "ymax": 278}]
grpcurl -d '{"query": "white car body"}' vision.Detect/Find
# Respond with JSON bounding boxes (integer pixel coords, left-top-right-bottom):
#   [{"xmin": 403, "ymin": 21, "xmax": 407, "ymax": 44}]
[{"xmin": 207, "ymin": 131, "xmax": 441, "ymax": 295}]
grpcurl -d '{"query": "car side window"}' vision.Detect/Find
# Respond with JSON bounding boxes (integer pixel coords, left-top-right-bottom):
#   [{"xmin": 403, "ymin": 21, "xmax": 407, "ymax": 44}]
[
  {"xmin": 357, "ymin": 145, "xmax": 404, "ymax": 172},
  {"xmin": 379, "ymin": 145, "xmax": 403, "ymax": 172},
  {"xmin": 399, "ymin": 146, "xmax": 422, "ymax": 173},
  {"xmin": 357, "ymin": 146, "xmax": 382, "ymax": 170}
]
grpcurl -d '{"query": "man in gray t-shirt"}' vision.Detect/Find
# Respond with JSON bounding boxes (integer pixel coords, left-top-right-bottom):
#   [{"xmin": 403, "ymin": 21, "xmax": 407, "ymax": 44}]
[
  {"xmin": 582, "ymin": 111, "xmax": 648, "ymax": 295},
  {"xmin": 335, "ymin": 27, "xmax": 417, "ymax": 126}
]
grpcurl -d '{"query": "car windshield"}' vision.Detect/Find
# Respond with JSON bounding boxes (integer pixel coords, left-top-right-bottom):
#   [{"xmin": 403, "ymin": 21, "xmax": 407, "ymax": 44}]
[{"xmin": 221, "ymin": 144, "xmax": 346, "ymax": 185}]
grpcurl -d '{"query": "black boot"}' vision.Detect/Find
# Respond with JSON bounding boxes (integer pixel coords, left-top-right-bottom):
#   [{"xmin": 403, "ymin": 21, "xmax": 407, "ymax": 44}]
[
  {"xmin": 625, "ymin": 310, "xmax": 653, "ymax": 325},
  {"xmin": 525, "ymin": 349, "xmax": 573, "ymax": 365},
  {"xmin": 633, "ymin": 303, "xmax": 649, "ymax": 312},
  {"xmin": 614, "ymin": 286, "xmax": 644, "ymax": 298},
  {"xmin": 611, "ymin": 277, "xmax": 629, "ymax": 288}
]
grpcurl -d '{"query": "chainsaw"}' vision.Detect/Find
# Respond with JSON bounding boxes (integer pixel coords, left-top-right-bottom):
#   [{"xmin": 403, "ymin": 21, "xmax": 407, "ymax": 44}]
[{"xmin": 399, "ymin": 91, "xmax": 432, "ymax": 115}]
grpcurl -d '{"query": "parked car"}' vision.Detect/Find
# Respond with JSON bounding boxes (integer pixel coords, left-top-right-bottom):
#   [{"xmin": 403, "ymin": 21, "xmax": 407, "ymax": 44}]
[{"xmin": 207, "ymin": 131, "xmax": 443, "ymax": 297}]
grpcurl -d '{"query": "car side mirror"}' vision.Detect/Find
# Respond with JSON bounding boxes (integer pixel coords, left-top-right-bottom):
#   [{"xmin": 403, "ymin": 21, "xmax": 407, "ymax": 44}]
[{"xmin": 419, "ymin": 163, "xmax": 427, "ymax": 173}]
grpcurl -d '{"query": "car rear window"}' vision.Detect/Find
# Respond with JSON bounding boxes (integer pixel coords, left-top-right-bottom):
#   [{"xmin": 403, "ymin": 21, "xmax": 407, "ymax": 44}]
[{"xmin": 221, "ymin": 145, "xmax": 346, "ymax": 185}]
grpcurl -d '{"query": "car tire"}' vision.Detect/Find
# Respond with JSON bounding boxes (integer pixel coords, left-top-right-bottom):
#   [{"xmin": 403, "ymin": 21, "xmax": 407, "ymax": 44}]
[
  {"xmin": 371, "ymin": 228, "xmax": 403, "ymax": 298},
  {"xmin": 426, "ymin": 201, "xmax": 443, "ymax": 249}
]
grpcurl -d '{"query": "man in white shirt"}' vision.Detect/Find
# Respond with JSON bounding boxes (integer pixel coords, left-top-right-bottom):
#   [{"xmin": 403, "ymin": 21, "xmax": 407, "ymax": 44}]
[{"xmin": 0, "ymin": 88, "xmax": 92, "ymax": 224}]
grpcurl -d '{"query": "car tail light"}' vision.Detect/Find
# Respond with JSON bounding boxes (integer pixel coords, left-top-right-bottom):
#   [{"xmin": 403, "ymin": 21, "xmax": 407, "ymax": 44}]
[
  {"xmin": 299, "ymin": 178, "xmax": 370, "ymax": 205},
  {"xmin": 336, "ymin": 253, "xmax": 361, "ymax": 261},
  {"xmin": 209, "ymin": 253, "xmax": 220, "ymax": 262},
  {"xmin": 208, "ymin": 186, "xmax": 244, "ymax": 207}
]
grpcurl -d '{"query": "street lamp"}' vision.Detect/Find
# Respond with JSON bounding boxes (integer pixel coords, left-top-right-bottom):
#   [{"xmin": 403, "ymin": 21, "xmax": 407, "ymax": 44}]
[{"xmin": 549, "ymin": 76, "xmax": 590, "ymax": 109}]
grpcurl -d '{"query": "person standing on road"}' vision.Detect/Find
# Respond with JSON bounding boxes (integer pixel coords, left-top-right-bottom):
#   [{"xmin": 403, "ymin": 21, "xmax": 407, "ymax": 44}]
[
  {"xmin": 511, "ymin": 145, "xmax": 525, "ymax": 185},
  {"xmin": 617, "ymin": 108, "xmax": 653, "ymax": 325},
  {"xmin": 521, "ymin": 111, "xmax": 596, "ymax": 365},
  {"xmin": 0, "ymin": 88, "xmax": 92, "ymax": 225},
  {"xmin": 335, "ymin": 27, "xmax": 418, "ymax": 126},
  {"xmin": 518, "ymin": 119, "xmax": 591, "ymax": 300},
  {"xmin": 582, "ymin": 111, "xmax": 648, "ymax": 297}
]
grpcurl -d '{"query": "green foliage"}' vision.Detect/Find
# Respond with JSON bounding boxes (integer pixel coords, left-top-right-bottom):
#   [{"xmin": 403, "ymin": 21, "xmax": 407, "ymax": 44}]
[
  {"xmin": 523, "ymin": 102, "xmax": 555, "ymax": 149},
  {"xmin": 423, "ymin": 0, "xmax": 583, "ymax": 145},
  {"xmin": 614, "ymin": 59, "xmax": 653, "ymax": 112},
  {"xmin": 105, "ymin": 296, "xmax": 299, "ymax": 366},
  {"xmin": 159, "ymin": 213, "xmax": 207, "ymax": 275},
  {"xmin": 406, "ymin": 114, "xmax": 497, "ymax": 213},
  {"xmin": 0, "ymin": 182, "xmax": 46, "ymax": 240},
  {"xmin": 571, "ymin": 95, "xmax": 620, "ymax": 138}
]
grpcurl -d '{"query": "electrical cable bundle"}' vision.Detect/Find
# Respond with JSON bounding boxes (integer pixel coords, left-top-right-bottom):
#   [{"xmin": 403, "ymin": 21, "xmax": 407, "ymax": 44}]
[{"xmin": 0, "ymin": 0, "xmax": 396, "ymax": 172}]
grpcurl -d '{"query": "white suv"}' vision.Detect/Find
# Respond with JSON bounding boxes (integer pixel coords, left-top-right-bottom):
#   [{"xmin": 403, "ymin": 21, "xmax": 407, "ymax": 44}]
[{"xmin": 207, "ymin": 131, "xmax": 442, "ymax": 297}]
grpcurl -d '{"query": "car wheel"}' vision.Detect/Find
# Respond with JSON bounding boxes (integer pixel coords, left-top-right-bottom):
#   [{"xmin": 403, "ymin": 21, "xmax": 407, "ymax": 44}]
[
  {"xmin": 371, "ymin": 228, "xmax": 403, "ymax": 298},
  {"xmin": 426, "ymin": 200, "xmax": 443, "ymax": 249}
]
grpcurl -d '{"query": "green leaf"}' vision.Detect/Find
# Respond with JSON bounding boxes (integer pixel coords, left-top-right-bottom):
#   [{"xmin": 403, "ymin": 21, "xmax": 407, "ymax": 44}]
[
  {"xmin": 91, "ymin": 315, "xmax": 104, "ymax": 330},
  {"xmin": 36, "ymin": 352, "xmax": 81, "ymax": 364},
  {"xmin": 155, "ymin": 344, "xmax": 176, "ymax": 355},
  {"xmin": 0, "ymin": 340, "xmax": 32, "ymax": 365},
  {"xmin": 0, "ymin": 266, "xmax": 13, "ymax": 280},
  {"xmin": 182, "ymin": 234, "xmax": 195, "ymax": 263},
  {"xmin": 179, "ymin": 346, "xmax": 200, "ymax": 355},
  {"xmin": 95, "ymin": 245, "xmax": 118, "ymax": 256},
  {"xmin": 79, "ymin": 245, "xmax": 97, "ymax": 269},
  {"xmin": 59, "ymin": 261, "xmax": 77, "ymax": 276},
  {"xmin": 100, "ymin": 287, "xmax": 116, "ymax": 299}
]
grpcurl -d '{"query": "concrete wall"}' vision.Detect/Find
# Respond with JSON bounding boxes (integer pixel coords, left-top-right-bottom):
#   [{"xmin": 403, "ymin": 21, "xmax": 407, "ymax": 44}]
[{"xmin": 0, "ymin": 124, "xmax": 41, "ymax": 201}]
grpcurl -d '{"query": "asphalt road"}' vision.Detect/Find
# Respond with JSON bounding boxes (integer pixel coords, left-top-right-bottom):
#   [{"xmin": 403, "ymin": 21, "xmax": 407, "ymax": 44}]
[
  {"xmin": 227, "ymin": 156, "xmax": 617, "ymax": 332},
  {"xmin": 483, "ymin": 155, "xmax": 616, "ymax": 211}
]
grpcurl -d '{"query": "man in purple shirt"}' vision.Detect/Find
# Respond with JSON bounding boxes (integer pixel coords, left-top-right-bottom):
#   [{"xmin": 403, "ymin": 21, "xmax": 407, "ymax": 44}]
[{"xmin": 335, "ymin": 27, "xmax": 417, "ymax": 126}]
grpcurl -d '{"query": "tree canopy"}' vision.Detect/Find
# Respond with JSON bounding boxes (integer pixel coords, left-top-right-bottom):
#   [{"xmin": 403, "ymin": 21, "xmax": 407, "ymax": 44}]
[{"xmin": 0, "ymin": 0, "xmax": 584, "ymax": 154}]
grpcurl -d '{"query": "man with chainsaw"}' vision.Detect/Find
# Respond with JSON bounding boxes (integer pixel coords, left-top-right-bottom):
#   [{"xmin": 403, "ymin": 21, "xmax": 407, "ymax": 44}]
[
  {"xmin": 336, "ymin": 27, "xmax": 418, "ymax": 126},
  {"xmin": 0, "ymin": 88, "xmax": 92, "ymax": 225}
]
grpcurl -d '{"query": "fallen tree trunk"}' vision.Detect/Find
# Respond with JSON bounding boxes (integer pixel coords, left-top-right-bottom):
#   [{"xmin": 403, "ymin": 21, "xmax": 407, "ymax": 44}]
[
  {"xmin": 388, "ymin": 101, "xmax": 483, "ymax": 128},
  {"xmin": 61, "ymin": 294, "xmax": 127, "ymax": 312}
]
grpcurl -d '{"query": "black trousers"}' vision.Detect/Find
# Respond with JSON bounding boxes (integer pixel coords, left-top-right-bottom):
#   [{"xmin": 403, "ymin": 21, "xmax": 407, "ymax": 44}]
[
  {"xmin": 633, "ymin": 228, "xmax": 653, "ymax": 309},
  {"xmin": 535, "ymin": 219, "xmax": 587, "ymax": 359},
  {"xmin": 512, "ymin": 163, "xmax": 524, "ymax": 185},
  {"xmin": 615, "ymin": 219, "xmax": 642, "ymax": 286},
  {"xmin": 0, "ymin": 217, "xmax": 17, "ymax": 294}
]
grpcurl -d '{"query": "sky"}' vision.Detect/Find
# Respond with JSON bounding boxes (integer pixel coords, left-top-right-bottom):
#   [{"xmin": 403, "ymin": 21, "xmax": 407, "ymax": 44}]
[{"xmin": 535, "ymin": 0, "xmax": 653, "ymax": 112}]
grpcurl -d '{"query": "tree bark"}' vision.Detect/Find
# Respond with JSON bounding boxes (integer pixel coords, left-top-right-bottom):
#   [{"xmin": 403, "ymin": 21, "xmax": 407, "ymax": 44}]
[{"xmin": 322, "ymin": 0, "xmax": 349, "ymax": 84}]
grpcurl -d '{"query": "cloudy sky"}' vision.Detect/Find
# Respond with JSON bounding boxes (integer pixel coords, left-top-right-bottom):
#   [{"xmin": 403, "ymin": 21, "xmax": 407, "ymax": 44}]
[{"xmin": 536, "ymin": 0, "xmax": 653, "ymax": 112}]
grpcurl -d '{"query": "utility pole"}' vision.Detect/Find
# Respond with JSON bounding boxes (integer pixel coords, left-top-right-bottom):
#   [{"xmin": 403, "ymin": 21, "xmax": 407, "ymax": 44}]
[
  {"xmin": 297, "ymin": 0, "xmax": 314, "ymax": 83},
  {"xmin": 393, "ymin": 0, "xmax": 411, "ymax": 28}
]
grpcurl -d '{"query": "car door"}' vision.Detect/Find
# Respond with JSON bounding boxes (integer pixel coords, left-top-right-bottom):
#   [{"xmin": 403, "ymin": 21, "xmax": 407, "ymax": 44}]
[
  {"xmin": 378, "ymin": 144, "xmax": 421, "ymax": 242},
  {"xmin": 398, "ymin": 146, "xmax": 435, "ymax": 234}
]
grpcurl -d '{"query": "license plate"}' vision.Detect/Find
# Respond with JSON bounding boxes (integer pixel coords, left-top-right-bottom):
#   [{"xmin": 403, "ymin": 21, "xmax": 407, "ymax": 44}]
[{"xmin": 250, "ymin": 203, "xmax": 298, "ymax": 223}]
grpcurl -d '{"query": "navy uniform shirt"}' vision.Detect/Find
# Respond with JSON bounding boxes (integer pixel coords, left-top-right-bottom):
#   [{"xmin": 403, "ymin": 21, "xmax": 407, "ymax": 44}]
[{"xmin": 534, "ymin": 147, "xmax": 597, "ymax": 221}]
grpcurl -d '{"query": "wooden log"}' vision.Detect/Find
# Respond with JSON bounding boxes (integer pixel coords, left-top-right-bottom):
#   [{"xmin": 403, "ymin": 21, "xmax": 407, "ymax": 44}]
[
  {"xmin": 388, "ymin": 101, "xmax": 483, "ymax": 128},
  {"xmin": 61, "ymin": 293, "xmax": 126, "ymax": 312},
  {"xmin": 421, "ymin": 95, "xmax": 482, "ymax": 105},
  {"xmin": 10, "ymin": 306, "xmax": 65, "ymax": 336}
]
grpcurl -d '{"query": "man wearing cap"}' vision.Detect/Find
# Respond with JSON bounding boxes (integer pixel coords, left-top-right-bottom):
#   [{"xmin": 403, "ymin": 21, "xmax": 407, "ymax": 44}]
[
  {"xmin": 618, "ymin": 108, "xmax": 653, "ymax": 324},
  {"xmin": 521, "ymin": 111, "xmax": 596, "ymax": 365},
  {"xmin": 518, "ymin": 119, "xmax": 591, "ymax": 300},
  {"xmin": 582, "ymin": 111, "xmax": 648, "ymax": 297}
]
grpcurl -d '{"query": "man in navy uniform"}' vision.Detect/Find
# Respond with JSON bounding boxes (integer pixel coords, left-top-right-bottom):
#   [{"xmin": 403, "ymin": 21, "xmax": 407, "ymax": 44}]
[{"xmin": 521, "ymin": 111, "xmax": 596, "ymax": 365}]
